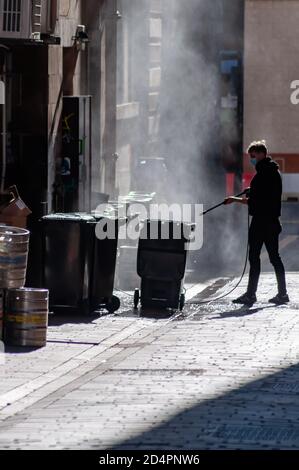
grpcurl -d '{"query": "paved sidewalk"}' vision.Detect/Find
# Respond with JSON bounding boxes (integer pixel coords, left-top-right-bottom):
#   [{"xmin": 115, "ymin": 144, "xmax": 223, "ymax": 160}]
[{"xmin": 0, "ymin": 273, "xmax": 299, "ymax": 449}]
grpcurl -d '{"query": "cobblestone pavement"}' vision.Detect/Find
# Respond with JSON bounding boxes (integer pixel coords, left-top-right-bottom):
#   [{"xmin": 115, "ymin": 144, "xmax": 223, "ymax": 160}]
[{"xmin": 0, "ymin": 273, "xmax": 299, "ymax": 450}]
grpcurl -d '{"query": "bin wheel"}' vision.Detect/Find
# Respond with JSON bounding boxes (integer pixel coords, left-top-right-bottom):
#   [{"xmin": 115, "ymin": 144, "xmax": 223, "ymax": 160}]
[
  {"xmin": 134, "ymin": 289, "xmax": 140, "ymax": 309},
  {"xmin": 81, "ymin": 302, "xmax": 91, "ymax": 316},
  {"xmin": 179, "ymin": 293, "xmax": 185, "ymax": 311},
  {"xmin": 107, "ymin": 295, "xmax": 120, "ymax": 313}
]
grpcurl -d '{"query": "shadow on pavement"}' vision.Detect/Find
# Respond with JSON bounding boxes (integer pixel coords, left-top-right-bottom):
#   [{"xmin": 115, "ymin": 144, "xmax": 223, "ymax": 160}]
[
  {"xmin": 139, "ymin": 308, "xmax": 175, "ymax": 320},
  {"xmin": 211, "ymin": 305, "xmax": 276, "ymax": 319},
  {"xmin": 4, "ymin": 346, "xmax": 41, "ymax": 354},
  {"xmin": 48, "ymin": 312, "xmax": 109, "ymax": 327},
  {"xmin": 105, "ymin": 362, "xmax": 299, "ymax": 450}
]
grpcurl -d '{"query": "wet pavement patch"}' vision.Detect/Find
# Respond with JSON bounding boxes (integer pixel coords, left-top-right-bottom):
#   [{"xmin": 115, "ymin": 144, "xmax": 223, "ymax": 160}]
[
  {"xmin": 187, "ymin": 278, "xmax": 231, "ymax": 304},
  {"xmin": 188, "ymin": 300, "xmax": 290, "ymax": 321}
]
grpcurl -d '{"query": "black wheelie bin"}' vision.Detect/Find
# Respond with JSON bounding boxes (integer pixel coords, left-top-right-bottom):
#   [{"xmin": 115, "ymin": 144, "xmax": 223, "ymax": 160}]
[
  {"xmin": 134, "ymin": 220, "xmax": 194, "ymax": 311},
  {"xmin": 41, "ymin": 213, "xmax": 120, "ymax": 314}
]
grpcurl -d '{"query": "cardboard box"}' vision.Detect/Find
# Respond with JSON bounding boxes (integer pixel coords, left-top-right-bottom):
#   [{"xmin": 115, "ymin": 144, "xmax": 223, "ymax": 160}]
[{"xmin": 0, "ymin": 186, "xmax": 32, "ymax": 229}]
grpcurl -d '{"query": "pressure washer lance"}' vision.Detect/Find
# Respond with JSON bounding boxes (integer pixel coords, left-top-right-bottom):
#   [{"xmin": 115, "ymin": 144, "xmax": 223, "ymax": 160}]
[
  {"xmin": 200, "ymin": 188, "xmax": 250, "ymax": 216},
  {"xmin": 187, "ymin": 188, "xmax": 251, "ymax": 306}
]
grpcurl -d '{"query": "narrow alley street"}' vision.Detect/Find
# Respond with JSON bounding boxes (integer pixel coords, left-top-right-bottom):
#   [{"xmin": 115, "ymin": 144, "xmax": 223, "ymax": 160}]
[{"xmin": 1, "ymin": 273, "xmax": 299, "ymax": 450}]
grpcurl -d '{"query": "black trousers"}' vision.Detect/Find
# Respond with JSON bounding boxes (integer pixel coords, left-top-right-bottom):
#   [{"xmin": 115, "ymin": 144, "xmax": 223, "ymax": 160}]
[{"xmin": 247, "ymin": 217, "xmax": 287, "ymax": 295}]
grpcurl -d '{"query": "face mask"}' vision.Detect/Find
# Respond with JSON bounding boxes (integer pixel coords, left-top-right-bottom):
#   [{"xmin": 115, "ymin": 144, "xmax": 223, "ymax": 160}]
[{"xmin": 250, "ymin": 158, "xmax": 257, "ymax": 167}]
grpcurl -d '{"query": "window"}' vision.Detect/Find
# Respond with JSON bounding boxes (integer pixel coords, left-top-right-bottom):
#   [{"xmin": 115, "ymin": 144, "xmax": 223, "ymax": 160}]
[{"xmin": 2, "ymin": 0, "xmax": 22, "ymax": 33}]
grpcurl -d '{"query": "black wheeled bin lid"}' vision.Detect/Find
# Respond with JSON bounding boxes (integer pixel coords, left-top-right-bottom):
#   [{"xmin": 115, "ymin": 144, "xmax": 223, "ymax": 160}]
[
  {"xmin": 41, "ymin": 213, "xmax": 95, "ymax": 222},
  {"xmin": 138, "ymin": 219, "xmax": 195, "ymax": 252}
]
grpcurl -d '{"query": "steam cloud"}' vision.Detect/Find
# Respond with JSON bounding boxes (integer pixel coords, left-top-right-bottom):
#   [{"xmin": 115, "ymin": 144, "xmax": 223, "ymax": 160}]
[{"xmin": 116, "ymin": 0, "xmax": 247, "ymax": 282}]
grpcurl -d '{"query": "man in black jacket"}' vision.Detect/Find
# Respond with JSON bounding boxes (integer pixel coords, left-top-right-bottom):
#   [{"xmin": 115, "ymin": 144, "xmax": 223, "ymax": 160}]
[{"xmin": 225, "ymin": 140, "xmax": 289, "ymax": 305}]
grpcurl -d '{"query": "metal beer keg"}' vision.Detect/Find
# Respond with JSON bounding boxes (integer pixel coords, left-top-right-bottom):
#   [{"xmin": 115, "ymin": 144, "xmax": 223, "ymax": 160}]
[
  {"xmin": 0, "ymin": 226, "xmax": 30, "ymax": 289},
  {"xmin": 4, "ymin": 288, "xmax": 49, "ymax": 348}
]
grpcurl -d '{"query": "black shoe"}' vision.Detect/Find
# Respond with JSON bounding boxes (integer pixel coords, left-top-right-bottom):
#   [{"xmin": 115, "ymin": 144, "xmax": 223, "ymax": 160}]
[
  {"xmin": 268, "ymin": 293, "xmax": 290, "ymax": 305},
  {"xmin": 233, "ymin": 293, "xmax": 257, "ymax": 305}
]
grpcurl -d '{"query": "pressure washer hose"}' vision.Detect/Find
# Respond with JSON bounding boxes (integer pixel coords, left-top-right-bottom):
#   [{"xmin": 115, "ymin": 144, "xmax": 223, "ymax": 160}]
[{"xmin": 187, "ymin": 209, "xmax": 250, "ymax": 305}]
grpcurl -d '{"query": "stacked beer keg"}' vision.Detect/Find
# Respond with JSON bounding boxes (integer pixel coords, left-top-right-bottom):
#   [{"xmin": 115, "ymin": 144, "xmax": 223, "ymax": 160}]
[{"xmin": 0, "ymin": 226, "xmax": 49, "ymax": 348}]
